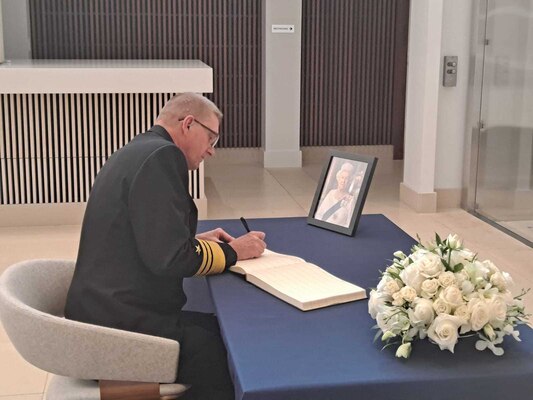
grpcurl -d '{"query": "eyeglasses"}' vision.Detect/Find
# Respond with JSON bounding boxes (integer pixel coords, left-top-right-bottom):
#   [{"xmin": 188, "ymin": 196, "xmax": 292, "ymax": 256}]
[{"xmin": 179, "ymin": 118, "xmax": 220, "ymax": 148}]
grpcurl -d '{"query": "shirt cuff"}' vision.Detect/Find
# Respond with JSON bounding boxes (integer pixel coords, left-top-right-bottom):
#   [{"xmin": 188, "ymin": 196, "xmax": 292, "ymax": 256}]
[{"xmin": 219, "ymin": 242, "xmax": 237, "ymax": 269}]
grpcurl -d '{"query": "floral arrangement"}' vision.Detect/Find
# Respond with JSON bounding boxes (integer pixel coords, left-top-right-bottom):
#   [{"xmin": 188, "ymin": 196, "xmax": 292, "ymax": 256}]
[{"xmin": 368, "ymin": 234, "xmax": 529, "ymax": 358}]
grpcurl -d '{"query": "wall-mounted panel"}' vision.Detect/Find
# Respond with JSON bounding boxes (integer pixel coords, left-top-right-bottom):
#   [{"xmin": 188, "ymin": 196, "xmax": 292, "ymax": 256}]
[
  {"xmin": 28, "ymin": 0, "xmax": 262, "ymax": 148},
  {"xmin": 300, "ymin": 0, "xmax": 409, "ymax": 158}
]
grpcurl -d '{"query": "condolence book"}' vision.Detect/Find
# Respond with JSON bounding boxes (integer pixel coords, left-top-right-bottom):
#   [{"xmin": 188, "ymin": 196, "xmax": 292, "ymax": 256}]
[{"xmin": 229, "ymin": 250, "xmax": 366, "ymax": 311}]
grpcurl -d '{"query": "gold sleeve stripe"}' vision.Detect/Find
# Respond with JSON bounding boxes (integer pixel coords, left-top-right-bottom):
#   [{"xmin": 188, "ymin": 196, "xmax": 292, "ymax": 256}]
[
  {"xmin": 206, "ymin": 241, "xmax": 226, "ymax": 275},
  {"xmin": 194, "ymin": 240, "xmax": 226, "ymax": 276},
  {"xmin": 202, "ymin": 240, "xmax": 215, "ymax": 275},
  {"xmin": 195, "ymin": 239, "xmax": 210, "ymax": 276}
]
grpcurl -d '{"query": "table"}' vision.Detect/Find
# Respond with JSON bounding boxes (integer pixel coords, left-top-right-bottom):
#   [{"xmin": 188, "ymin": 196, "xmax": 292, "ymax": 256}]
[{"xmin": 197, "ymin": 215, "xmax": 533, "ymax": 400}]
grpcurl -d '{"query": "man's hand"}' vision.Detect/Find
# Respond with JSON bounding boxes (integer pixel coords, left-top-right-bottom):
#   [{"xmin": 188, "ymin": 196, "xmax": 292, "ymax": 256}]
[
  {"xmin": 196, "ymin": 228, "xmax": 235, "ymax": 243},
  {"xmin": 229, "ymin": 231, "xmax": 266, "ymax": 260}
]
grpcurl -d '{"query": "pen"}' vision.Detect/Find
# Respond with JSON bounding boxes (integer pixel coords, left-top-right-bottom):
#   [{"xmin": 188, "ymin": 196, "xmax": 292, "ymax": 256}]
[{"xmin": 240, "ymin": 217, "xmax": 251, "ymax": 233}]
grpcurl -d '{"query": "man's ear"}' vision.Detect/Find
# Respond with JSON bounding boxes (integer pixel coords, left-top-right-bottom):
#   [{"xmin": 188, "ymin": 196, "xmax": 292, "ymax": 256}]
[{"xmin": 179, "ymin": 115, "xmax": 195, "ymax": 136}]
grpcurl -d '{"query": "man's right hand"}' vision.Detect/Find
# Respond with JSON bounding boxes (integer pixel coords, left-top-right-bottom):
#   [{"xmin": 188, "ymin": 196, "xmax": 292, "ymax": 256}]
[{"xmin": 229, "ymin": 231, "xmax": 266, "ymax": 260}]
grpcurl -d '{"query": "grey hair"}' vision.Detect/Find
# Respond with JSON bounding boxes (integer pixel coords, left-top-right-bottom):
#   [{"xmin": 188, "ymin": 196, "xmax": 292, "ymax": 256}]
[
  {"xmin": 336, "ymin": 162, "xmax": 355, "ymax": 180},
  {"xmin": 156, "ymin": 93, "xmax": 223, "ymax": 126}
]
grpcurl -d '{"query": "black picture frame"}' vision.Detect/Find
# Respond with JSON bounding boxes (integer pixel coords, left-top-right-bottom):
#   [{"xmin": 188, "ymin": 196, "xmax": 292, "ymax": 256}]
[{"xmin": 307, "ymin": 151, "xmax": 377, "ymax": 236}]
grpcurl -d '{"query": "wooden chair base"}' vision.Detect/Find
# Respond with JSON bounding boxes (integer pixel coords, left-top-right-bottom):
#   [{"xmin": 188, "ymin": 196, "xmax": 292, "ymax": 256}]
[{"xmin": 99, "ymin": 380, "xmax": 161, "ymax": 400}]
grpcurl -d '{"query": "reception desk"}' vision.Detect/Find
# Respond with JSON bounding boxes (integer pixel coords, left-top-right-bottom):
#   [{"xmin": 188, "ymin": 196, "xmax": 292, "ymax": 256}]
[{"xmin": 0, "ymin": 59, "xmax": 212, "ymax": 226}]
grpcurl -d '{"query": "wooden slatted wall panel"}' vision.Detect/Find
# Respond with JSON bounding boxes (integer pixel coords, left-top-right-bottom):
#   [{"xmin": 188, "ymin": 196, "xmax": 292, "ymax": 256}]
[
  {"xmin": 301, "ymin": 0, "xmax": 408, "ymax": 156},
  {"xmin": 28, "ymin": 0, "xmax": 261, "ymax": 148}
]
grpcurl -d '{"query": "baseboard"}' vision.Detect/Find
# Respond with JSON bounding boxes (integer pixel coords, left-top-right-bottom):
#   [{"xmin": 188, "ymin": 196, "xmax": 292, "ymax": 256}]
[
  {"xmin": 262, "ymin": 149, "xmax": 303, "ymax": 168},
  {"xmin": 0, "ymin": 203, "xmax": 86, "ymax": 227},
  {"xmin": 0, "ymin": 198, "xmax": 208, "ymax": 227},
  {"xmin": 205, "ymin": 148, "xmax": 263, "ymax": 166},
  {"xmin": 400, "ymin": 183, "xmax": 437, "ymax": 213},
  {"xmin": 302, "ymin": 145, "xmax": 394, "ymax": 173},
  {"xmin": 436, "ymin": 188, "xmax": 462, "ymax": 210},
  {"xmin": 208, "ymin": 145, "xmax": 394, "ymax": 170}
]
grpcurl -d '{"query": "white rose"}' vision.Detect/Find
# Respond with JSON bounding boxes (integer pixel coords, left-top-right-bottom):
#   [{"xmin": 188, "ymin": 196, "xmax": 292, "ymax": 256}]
[
  {"xmin": 400, "ymin": 286, "xmax": 417, "ymax": 303},
  {"xmin": 438, "ymin": 271, "xmax": 457, "ymax": 288},
  {"xmin": 377, "ymin": 276, "xmax": 401, "ymax": 296},
  {"xmin": 409, "ymin": 249, "xmax": 427, "ymax": 262},
  {"xmin": 408, "ymin": 298, "xmax": 435, "ymax": 328},
  {"xmin": 382, "ymin": 280, "xmax": 401, "ymax": 296},
  {"xmin": 427, "ymin": 314, "xmax": 465, "ymax": 353},
  {"xmin": 400, "ymin": 263, "xmax": 426, "ymax": 293},
  {"xmin": 433, "ymin": 298, "xmax": 452, "ymax": 315},
  {"xmin": 420, "ymin": 279, "xmax": 439, "ymax": 299},
  {"xmin": 454, "ymin": 304, "xmax": 470, "ymax": 319},
  {"xmin": 392, "ymin": 291, "xmax": 405, "ymax": 306},
  {"xmin": 439, "ymin": 286, "xmax": 464, "ymax": 309},
  {"xmin": 416, "ymin": 253, "xmax": 445, "ymax": 279},
  {"xmin": 490, "ymin": 272, "xmax": 507, "ymax": 291},
  {"xmin": 487, "ymin": 296, "xmax": 507, "ymax": 326},
  {"xmin": 468, "ymin": 298, "xmax": 490, "ymax": 331},
  {"xmin": 368, "ymin": 290, "xmax": 388, "ymax": 319}
]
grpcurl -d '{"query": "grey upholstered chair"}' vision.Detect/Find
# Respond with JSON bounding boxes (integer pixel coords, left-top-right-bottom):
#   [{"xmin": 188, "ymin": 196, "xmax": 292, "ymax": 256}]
[{"xmin": 0, "ymin": 259, "xmax": 189, "ymax": 400}]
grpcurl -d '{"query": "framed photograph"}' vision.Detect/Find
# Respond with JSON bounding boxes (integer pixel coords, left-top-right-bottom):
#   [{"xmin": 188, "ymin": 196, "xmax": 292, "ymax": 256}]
[{"xmin": 307, "ymin": 151, "xmax": 377, "ymax": 236}]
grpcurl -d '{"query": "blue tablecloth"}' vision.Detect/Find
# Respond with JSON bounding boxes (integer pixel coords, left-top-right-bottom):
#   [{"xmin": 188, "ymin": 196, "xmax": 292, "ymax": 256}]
[{"xmin": 198, "ymin": 215, "xmax": 533, "ymax": 400}]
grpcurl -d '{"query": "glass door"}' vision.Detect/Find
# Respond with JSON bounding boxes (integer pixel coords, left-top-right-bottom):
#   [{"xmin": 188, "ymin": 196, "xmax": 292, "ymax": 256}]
[{"xmin": 474, "ymin": 0, "xmax": 533, "ymax": 246}]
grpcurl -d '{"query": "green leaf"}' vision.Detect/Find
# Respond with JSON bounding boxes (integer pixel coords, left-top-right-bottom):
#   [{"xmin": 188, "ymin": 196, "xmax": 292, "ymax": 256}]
[
  {"xmin": 454, "ymin": 263, "xmax": 464, "ymax": 273},
  {"xmin": 381, "ymin": 341, "xmax": 401, "ymax": 350},
  {"xmin": 435, "ymin": 233, "xmax": 443, "ymax": 246},
  {"xmin": 387, "ymin": 271, "xmax": 402, "ymax": 280}
]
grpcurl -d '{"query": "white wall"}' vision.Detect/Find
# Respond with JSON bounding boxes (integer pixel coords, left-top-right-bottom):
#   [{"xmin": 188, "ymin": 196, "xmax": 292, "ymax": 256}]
[
  {"xmin": 0, "ymin": 1, "xmax": 4, "ymax": 63},
  {"xmin": 434, "ymin": 0, "xmax": 473, "ymax": 189},
  {"xmin": 1, "ymin": 0, "xmax": 31, "ymax": 60}
]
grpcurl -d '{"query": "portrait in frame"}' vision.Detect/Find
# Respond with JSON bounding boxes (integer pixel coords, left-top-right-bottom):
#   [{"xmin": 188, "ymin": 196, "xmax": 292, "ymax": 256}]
[{"xmin": 307, "ymin": 151, "xmax": 377, "ymax": 236}]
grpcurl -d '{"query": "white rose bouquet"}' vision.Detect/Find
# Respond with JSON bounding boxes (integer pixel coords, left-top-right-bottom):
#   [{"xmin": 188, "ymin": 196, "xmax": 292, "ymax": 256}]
[{"xmin": 368, "ymin": 233, "xmax": 529, "ymax": 358}]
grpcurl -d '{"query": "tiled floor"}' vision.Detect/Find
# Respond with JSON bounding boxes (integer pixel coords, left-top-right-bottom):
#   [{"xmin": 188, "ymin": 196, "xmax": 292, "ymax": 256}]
[{"xmin": 0, "ymin": 159, "xmax": 532, "ymax": 399}]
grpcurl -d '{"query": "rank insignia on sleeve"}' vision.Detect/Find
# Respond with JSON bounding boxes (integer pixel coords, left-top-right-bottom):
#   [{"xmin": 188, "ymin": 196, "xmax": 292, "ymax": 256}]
[{"xmin": 195, "ymin": 244, "xmax": 201, "ymax": 255}]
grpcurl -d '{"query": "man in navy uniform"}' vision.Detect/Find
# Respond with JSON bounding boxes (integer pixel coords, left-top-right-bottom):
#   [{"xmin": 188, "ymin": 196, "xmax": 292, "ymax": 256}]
[{"xmin": 65, "ymin": 93, "xmax": 266, "ymax": 399}]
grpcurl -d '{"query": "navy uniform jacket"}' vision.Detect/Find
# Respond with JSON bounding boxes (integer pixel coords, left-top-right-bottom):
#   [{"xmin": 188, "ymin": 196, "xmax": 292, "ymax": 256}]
[{"xmin": 65, "ymin": 125, "xmax": 236, "ymax": 340}]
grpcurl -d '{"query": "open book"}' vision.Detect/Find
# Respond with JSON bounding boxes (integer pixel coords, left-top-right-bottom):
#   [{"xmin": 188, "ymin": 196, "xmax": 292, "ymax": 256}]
[{"xmin": 229, "ymin": 249, "xmax": 366, "ymax": 311}]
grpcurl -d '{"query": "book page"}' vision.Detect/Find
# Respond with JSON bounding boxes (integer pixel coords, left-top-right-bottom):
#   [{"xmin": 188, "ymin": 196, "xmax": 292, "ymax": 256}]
[
  {"xmin": 248, "ymin": 262, "xmax": 366, "ymax": 305},
  {"xmin": 229, "ymin": 249, "xmax": 305, "ymax": 275}
]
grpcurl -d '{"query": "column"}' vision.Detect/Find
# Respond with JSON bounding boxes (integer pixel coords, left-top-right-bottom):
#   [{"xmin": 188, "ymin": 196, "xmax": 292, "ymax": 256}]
[
  {"xmin": 400, "ymin": 0, "xmax": 444, "ymax": 212},
  {"xmin": 262, "ymin": 0, "xmax": 302, "ymax": 168}
]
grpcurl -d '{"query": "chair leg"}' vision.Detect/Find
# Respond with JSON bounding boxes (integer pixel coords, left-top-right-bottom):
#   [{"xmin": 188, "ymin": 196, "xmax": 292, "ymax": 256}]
[{"xmin": 99, "ymin": 380, "xmax": 160, "ymax": 400}]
